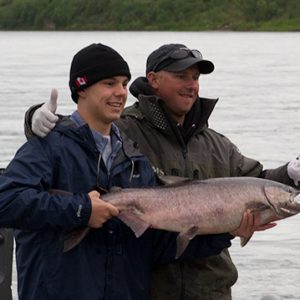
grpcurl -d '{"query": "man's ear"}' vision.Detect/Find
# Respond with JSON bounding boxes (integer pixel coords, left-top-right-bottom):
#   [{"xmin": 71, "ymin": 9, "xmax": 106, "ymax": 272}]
[
  {"xmin": 147, "ymin": 71, "xmax": 159, "ymax": 89},
  {"xmin": 77, "ymin": 89, "xmax": 86, "ymax": 99}
]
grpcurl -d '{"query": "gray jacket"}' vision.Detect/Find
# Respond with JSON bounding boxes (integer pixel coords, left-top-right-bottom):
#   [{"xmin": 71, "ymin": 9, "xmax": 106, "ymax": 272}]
[{"xmin": 116, "ymin": 77, "xmax": 294, "ymax": 300}]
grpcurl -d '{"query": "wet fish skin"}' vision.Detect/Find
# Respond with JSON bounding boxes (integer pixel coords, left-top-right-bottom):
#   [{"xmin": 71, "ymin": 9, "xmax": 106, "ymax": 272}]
[
  {"xmin": 51, "ymin": 177, "xmax": 300, "ymax": 257},
  {"xmin": 104, "ymin": 177, "xmax": 300, "ymax": 257}
]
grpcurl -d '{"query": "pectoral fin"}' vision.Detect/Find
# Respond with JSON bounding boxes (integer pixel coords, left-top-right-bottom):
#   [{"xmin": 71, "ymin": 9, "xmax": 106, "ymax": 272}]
[
  {"xmin": 63, "ymin": 227, "xmax": 90, "ymax": 252},
  {"xmin": 236, "ymin": 209, "xmax": 263, "ymax": 248},
  {"xmin": 118, "ymin": 209, "xmax": 149, "ymax": 238},
  {"xmin": 176, "ymin": 226, "xmax": 199, "ymax": 259},
  {"xmin": 240, "ymin": 234, "xmax": 252, "ymax": 247}
]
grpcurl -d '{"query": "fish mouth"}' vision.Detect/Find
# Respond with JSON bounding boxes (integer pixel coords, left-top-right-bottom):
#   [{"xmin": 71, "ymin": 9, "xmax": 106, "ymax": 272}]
[{"xmin": 294, "ymin": 193, "xmax": 300, "ymax": 204}]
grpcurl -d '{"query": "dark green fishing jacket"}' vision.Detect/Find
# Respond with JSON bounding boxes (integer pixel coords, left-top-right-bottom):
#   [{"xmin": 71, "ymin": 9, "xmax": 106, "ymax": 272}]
[{"xmin": 116, "ymin": 76, "xmax": 295, "ymax": 300}]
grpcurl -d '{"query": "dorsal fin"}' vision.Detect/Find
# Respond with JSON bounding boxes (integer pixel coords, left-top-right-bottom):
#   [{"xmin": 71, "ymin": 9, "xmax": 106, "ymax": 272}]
[
  {"xmin": 157, "ymin": 175, "xmax": 191, "ymax": 186},
  {"xmin": 109, "ymin": 186, "xmax": 123, "ymax": 193}
]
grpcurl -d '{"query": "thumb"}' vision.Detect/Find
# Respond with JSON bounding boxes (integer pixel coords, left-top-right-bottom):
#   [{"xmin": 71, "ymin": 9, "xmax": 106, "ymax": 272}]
[
  {"xmin": 88, "ymin": 190, "xmax": 101, "ymax": 199},
  {"xmin": 107, "ymin": 203, "xmax": 119, "ymax": 216},
  {"xmin": 46, "ymin": 88, "xmax": 58, "ymax": 113}
]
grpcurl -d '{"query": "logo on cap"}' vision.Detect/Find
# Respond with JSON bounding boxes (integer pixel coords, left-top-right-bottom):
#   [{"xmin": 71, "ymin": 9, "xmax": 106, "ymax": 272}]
[{"xmin": 75, "ymin": 76, "xmax": 88, "ymax": 87}]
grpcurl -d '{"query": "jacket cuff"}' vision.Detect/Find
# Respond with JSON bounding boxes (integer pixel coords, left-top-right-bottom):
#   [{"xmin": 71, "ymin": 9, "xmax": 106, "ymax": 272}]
[
  {"xmin": 76, "ymin": 193, "xmax": 92, "ymax": 227},
  {"xmin": 24, "ymin": 103, "xmax": 44, "ymax": 140}
]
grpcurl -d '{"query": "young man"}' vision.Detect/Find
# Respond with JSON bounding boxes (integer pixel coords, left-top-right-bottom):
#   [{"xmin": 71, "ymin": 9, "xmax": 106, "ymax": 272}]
[
  {"xmin": 0, "ymin": 169, "xmax": 13, "ymax": 300},
  {"xmin": 24, "ymin": 44, "xmax": 299, "ymax": 300},
  {"xmin": 0, "ymin": 43, "xmax": 256, "ymax": 300}
]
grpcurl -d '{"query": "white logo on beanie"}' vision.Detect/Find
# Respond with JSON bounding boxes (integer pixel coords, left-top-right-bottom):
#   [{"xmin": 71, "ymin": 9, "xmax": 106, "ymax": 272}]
[{"xmin": 75, "ymin": 76, "xmax": 88, "ymax": 87}]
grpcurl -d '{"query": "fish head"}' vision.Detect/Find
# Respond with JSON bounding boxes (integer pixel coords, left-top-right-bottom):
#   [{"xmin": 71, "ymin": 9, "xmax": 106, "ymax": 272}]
[{"xmin": 264, "ymin": 183, "xmax": 300, "ymax": 218}]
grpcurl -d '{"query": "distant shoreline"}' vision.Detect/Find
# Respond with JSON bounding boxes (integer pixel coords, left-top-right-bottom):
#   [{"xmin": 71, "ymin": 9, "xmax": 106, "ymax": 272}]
[
  {"xmin": 0, "ymin": 29, "xmax": 299, "ymax": 32},
  {"xmin": 0, "ymin": 0, "xmax": 299, "ymax": 32}
]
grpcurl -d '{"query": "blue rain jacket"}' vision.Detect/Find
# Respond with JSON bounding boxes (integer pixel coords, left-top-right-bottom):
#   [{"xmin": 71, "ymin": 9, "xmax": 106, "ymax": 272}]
[{"xmin": 0, "ymin": 119, "xmax": 232, "ymax": 300}]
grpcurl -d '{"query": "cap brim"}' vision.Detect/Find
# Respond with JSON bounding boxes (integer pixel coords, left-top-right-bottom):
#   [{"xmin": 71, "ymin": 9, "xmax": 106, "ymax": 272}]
[{"xmin": 163, "ymin": 57, "xmax": 214, "ymax": 74}]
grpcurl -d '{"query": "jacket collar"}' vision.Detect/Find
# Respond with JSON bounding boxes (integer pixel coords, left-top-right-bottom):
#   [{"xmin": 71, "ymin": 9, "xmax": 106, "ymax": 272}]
[{"xmin": 53, "ymin": 115, "xmax": 145, "ymax": 161}]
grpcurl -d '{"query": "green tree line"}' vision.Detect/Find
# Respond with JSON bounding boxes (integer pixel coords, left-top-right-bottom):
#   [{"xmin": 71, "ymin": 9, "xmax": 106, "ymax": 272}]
[{"xmin": 0, "ymin": 0, "xmax": 299, "ymax": 31}]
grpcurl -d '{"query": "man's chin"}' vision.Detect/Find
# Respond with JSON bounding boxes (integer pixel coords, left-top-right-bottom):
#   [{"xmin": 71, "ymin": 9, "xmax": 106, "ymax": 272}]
[{"xmin": 108, "ymin": 113, "xmax": 122, "ymax": 122}]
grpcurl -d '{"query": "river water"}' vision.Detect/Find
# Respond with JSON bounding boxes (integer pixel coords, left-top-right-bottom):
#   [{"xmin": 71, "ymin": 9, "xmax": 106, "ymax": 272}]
[{"xmin": 0, "ymin": 31, "xmax": 299, "ymax": 299}]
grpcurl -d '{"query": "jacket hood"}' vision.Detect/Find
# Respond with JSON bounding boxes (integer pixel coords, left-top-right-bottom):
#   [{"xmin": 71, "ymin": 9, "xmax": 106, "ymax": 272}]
[
  {"xmin": 129, "ymin": 76, "xmax": 152, "ymax": 98},
  {"xmin": 53, "ymin": 117, "xmax": 93, "ymax": 148}
]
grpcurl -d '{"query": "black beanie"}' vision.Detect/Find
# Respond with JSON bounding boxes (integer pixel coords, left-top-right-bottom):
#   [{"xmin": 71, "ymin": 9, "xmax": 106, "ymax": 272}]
[{"xmin": 69, "ymin": 43, "xmax": 131, "ymax": 103}]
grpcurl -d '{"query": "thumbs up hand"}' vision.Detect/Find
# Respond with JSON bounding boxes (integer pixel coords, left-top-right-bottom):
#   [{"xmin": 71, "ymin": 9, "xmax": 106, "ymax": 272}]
[{"xmin": 32, "ymin": 88, "xmax": 59, "ymax": 137}]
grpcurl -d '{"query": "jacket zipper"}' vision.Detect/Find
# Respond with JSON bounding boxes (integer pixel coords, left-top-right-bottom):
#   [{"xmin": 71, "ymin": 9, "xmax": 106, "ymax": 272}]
[
  {"xmin": 175, "ymin": 125, "xmax": 190, "ymax": 178},
  {"xmin": 182, "ymin": 146, "xmax": 189, "ymax": 178},
  {"xmin": 96, "ymin": 152, "xmax": 102, "ymax": 188}
]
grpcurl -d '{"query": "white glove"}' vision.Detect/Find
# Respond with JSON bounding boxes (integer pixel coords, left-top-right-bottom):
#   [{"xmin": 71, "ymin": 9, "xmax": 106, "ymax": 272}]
[
  {"xmin": 32, "ymin": 88, "xmax": 59, "ymax": 137},
  {"xmin": 287, "ymin": 156, "xmax": 300, "ymax": 186}
]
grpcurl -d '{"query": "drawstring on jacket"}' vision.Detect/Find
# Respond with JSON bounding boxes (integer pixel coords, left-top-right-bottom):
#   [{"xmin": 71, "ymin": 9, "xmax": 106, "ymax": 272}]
[{"xmin": 129, "ymin": 160, "xmax": 135, "ymax": 184}]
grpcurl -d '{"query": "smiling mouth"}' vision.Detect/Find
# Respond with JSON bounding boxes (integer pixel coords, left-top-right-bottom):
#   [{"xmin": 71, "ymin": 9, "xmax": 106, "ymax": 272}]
[
  {"xmin": 179, "ymin": 92, "xmax": 194, "ymax": 99},
  {"xmin": 181, "ymin": 95, "xmax": 194, "ymax": 101},
  {"xmin": 108, "ymin": 102, "xmax": 123, "ymax": 108}
]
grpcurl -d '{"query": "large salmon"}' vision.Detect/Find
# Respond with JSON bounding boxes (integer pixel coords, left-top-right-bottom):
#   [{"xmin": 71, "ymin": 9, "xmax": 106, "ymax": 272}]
[{"xmin": 59, "ymin": 177, "xmax": 300, "ymax": 257}]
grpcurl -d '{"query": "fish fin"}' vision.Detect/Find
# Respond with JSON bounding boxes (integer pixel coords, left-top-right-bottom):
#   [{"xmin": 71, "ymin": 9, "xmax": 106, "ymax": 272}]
[
  {"xmin": 156, "ymin": 175, "xmax": 192, "ymax": 186},
  {"xmin": 118, "ymin": 209, "xmax": 150, "ymax": 238},
  {"xmin": 109, "ymin": 186, "xmax": 123, "ymax": 193},
  {"xmin": 176, "ymin": 226, "xmax": 199, "ymax": 259},
  {"xmin": 240, "ymin": 234, "xmax": 252, "ymax": 247},
  {"xmin": 239, "ymin": 209, "xmax": 260, "ymax": 247},
  {"xmin": 48, "ymin": 189, "xmax": 89, "ymax": 252},
  {"xmin": 63, "ymin": 227, "xmax": 90, "ymax": 252}
]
